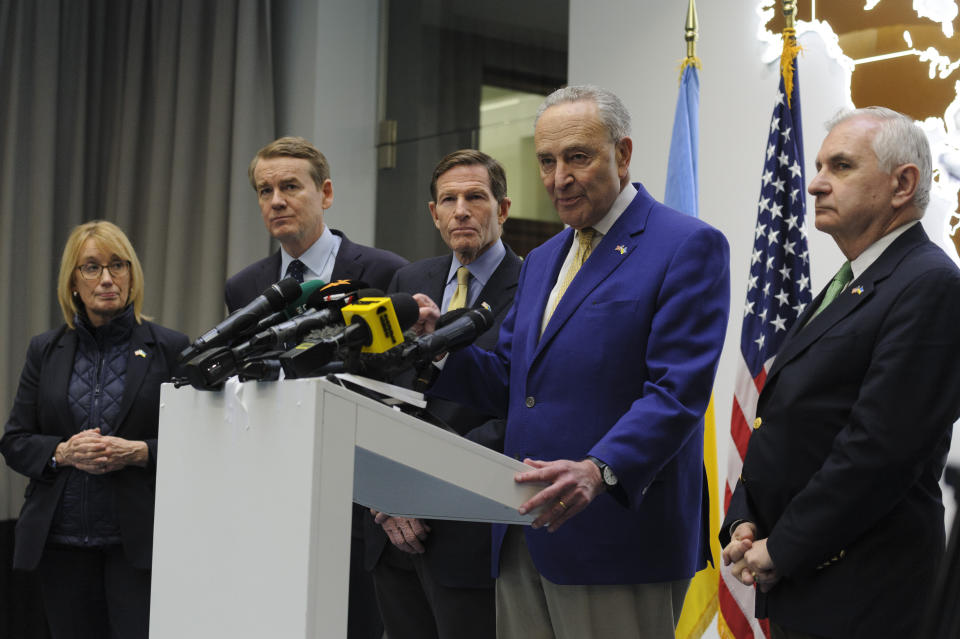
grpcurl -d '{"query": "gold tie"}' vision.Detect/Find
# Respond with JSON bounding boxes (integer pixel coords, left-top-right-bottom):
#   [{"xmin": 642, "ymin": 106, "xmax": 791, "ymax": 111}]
[
  {"xmin": 544, "ymin": 228, "xmax": 596, "ymax": 326},
  {"xmin": 448, "ymin": 266, "xmax": 470, "ymax": 310}
]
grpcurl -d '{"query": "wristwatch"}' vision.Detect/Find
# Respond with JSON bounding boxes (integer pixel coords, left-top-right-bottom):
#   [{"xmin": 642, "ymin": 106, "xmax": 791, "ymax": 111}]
[{"xmin": 586, "ymin": 456, "xmax": 618, "ymax": 490}]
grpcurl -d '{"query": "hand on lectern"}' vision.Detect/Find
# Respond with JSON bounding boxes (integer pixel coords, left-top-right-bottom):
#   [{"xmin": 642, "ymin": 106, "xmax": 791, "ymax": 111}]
[{"xmin": 372, "ymin": 509, "xmax": 431, "ymax": 554}]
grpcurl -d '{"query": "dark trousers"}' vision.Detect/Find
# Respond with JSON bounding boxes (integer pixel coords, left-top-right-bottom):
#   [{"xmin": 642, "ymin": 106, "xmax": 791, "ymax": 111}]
[
  {"xmin": 37, "ymin": 545, "xmax": 150, "ymax": 639},
  {"xmin": 350, "ymin": 533, "xmax": 384, "ymax": 639},
  {"xmin": 372, "ymin": 545, "xmax": 495, "ymax": 639},
  {"xmin": 770, "ymin": 622, "xmax": 828, "ymax": 639}
]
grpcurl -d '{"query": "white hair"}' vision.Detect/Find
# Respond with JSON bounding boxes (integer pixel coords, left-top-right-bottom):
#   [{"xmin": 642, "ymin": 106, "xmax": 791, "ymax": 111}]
[
  {"xmin": 827, "ymin": 106, "xmax": 932, "ymax": 213},
  {"xmin": 535, "ymin": 85, "xmax": 632, "ymax": 143}
]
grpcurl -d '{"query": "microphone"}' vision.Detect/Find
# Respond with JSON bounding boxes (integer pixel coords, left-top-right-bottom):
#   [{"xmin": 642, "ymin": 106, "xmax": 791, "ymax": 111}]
[
  {"xmin": 350, "ymin": 305, "xmax": 494, "ymax": 380},
  {"xmin": 279, "ymin": 293, "xmax": 419, "ymax": 378},
  {"xmin": 179, "ymin": 284, "xmax": 387, "ymax": 391},
  {"xmin": 236, "ymin": 286, "xmax": 383, "ymax": 358},
  {"xmin": 179, "ymin": 277, "xmax": 301, "ymax": 362},
  {"xmin": 408, "ymin": 305, "xmax": 494, "ymax": 359},
  {"xmin": 250, "ymin": 278, "xmax": 329, "ymax": 334}
]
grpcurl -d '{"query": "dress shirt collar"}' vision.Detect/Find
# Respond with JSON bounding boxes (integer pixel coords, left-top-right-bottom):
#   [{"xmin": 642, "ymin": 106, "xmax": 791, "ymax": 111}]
[
  {"xmin": 586, "ymin": 182, "xmax": 637, "ymax": 238},
  {"xmin": 279, "ymin": 225, "xmax": 341, "ymax": 283},
  {"xmin": 442, "ymin": 239, "xmax": 506, "ymax": 311},
  {"xmin": 850, "ymin": 220, "xmax": 919, "ymax": 280}
]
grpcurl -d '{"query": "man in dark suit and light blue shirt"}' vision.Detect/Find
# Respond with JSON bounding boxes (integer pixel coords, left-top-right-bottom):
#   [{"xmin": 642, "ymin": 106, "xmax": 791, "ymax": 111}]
[
  {"xmin": 224, "ymin": 136, "xmax": 406, "ymax": 639},
  {"xmin": 225, "ymin": 136, "xmax": 406, "ymax": 308},
  {"xmin": 365, "ymin": 149, "xmax": 521, "ymax": 639},
  {"xmin": 721, "ymin": 107, "xmax": 960, "ymax": 639},
  {"xmin": 423, "ymin": 86, "xmax": 730, "ymax": 638}
]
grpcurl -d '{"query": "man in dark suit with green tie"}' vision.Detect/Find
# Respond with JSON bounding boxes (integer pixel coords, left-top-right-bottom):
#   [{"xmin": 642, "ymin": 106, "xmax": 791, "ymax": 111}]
[{"xmin": 722, "ymin": 107, "xmax": 960, "ymax": 639}]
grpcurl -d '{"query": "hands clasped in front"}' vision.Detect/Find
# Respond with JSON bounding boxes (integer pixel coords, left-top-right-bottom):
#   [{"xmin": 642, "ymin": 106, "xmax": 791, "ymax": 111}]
[
  {"xmin": 373, "ymin": 509, "xmax": 432, "ymax": 554},
  {"xmin": 54, "ymin": 428, "xmax": 148, "ymax": 475},
  {"xmin": 516, "ymin": 458, "xmax": 605, "ymax": 533},
  {"xmin": 722, "ymin": 521, "xmax": 779, "ymax": 592}
]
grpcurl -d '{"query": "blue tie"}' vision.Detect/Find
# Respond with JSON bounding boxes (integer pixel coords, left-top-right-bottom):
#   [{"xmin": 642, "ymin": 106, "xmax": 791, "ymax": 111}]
[{"xmin": 285, "ymin": 259, "xmax": 306, "ymax": 283}]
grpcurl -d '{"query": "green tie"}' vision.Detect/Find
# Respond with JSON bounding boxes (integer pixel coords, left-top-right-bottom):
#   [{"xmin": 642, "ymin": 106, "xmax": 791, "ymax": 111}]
[{"xmin": 811, "ymin": 261, "xmax": 853, "ymax": 320}]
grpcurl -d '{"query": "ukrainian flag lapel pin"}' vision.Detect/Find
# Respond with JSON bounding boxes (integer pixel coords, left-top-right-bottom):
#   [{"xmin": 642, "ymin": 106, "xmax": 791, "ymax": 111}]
[
  {"xmin": 851, "ymin": 286, "xmax": 864, "ymax": 296},
  {"xmin": 615, "ymin": 245, "xmax": 627, "ymax": 255},
  {"xmin": 134, "ymin": 349, "xmax": 148, "ymax": 358}
]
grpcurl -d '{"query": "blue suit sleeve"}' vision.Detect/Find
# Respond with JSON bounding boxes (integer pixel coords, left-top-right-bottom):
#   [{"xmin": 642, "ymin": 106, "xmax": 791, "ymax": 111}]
[{"xmin": 589, "ymin": 225, "xmax": 730, "ymax": 509}]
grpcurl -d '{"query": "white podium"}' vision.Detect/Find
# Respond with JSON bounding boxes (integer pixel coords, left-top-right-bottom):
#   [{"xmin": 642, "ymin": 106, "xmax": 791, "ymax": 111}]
[{"xmin": 150, "ymin": 377, "xmax": 538, "ymax": 639}]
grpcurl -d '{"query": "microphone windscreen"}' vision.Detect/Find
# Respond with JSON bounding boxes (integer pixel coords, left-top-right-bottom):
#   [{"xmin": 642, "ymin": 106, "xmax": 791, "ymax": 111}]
[
  {"xmin": 266, "ymin": 277, "xmax": 303, "ymax": 310},
  {"xmin": 388, "ymin": 293, "xmax": 420, "ymax": 331},
  {"xmin": 304, "ymin": 280, "xmax": 373, "ymax": 309},
  {"xmin": 286, "ymin": 279, "xmax": 327, "ymax": 316}
]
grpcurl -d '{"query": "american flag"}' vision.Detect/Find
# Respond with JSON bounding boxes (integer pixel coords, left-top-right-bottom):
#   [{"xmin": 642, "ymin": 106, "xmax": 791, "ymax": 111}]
[{"xmin": 717, "ymin": 55, "xmax": 812, "ymax": 639}]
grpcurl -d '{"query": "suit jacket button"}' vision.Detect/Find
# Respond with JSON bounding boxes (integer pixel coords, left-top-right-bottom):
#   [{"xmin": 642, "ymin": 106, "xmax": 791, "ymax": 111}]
[
  {"xmin": 753, "ymin": 417, "xmax": 762, "ymax": 429},
  {"xmin": 525, "ymin": 396, "xmax": 535, "ymax": 408}
]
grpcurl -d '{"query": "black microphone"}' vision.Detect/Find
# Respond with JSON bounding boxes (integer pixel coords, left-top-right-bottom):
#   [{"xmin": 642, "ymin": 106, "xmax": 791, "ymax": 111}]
[
  {"xmin": 179, "ymin": 277, "xmax": 301, "ymax": 362},
  {"xmin": 181, "ymin": 285, "xmax": 388, "ymax": 390},
  {"xmin": 351, "ymin": 305, "xmax": 494, "ymax": 380},
  {"xmin": 237, "ymin": 287, "xmax": 383, "ymax": 358},
  {"xmin": 250, "ymin": 278, "xmax": 329, "ymax": 334},
  {"xmin": 411, "ymin": 305, "xmax": 494, "ymax": 358},
  {"xmin": 279, "ymin": 293, "xmax": 419, "ymax": 378}
]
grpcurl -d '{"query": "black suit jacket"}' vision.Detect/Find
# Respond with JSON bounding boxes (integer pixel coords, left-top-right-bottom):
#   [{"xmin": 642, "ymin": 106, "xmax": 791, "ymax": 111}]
[
  {"xmin": 224, "ymin": 229, "xmax": 407, "ymax": 553},
  {"xmin": 722, "ymin": 224, "xmax": 960, "ymax": 639},
  {"xmin": 364, "ymin": 245, "xmax": 522, "ymax": 588},
  {"xmin": 0, "ymin": 320, "xmax": 188, "ymax": 570},
  {"xmin": 224, "ymin": 229, "xmax": 408, "ymax": 312}
]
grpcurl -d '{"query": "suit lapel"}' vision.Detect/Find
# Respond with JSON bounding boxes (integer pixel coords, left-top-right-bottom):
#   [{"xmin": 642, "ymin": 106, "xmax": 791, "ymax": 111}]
[
  {"xmin": 115, "ymin": 323, "xmax": 155, "ymax": 433},
  {"xmin": 523, "ymin": 230, "xmax": 573, "ymax": 362},
  {"xmin": 535, "ymin": 191, "xmax": 651, "ymax": 357},
  {"xmin": 422, "ymin": 256, "xmax": 450, "ymax": 306},
  {"xmin": 49, "ymin": 329, "xmax": 78, "ymax": 434},
  {"xmin": 331, "ymin": 234, "xmax": 364, "ymax": 282},
  {"xmin": 475, "ymin": 246, "xmax": 520, "ymax": 312},
  {"xmin": 766, "ymin": 224, "xmax": 926, "ymax": 381},
  {"xmin": 255, "ymin": 252, "xmax": 282, "ymax": 293}
]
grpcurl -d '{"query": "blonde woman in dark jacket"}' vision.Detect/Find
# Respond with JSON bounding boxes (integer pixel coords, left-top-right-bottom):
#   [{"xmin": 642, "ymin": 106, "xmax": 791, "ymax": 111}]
[{"xmin": 1, "ymin": 220, "xmax": 187, "ymax": 639}]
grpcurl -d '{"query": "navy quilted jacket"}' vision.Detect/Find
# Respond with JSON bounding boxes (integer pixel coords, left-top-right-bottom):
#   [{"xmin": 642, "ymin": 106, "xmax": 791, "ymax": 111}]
[{"xmin": 47, "ymin": 308, "xmax": 134, "ymax": 546}]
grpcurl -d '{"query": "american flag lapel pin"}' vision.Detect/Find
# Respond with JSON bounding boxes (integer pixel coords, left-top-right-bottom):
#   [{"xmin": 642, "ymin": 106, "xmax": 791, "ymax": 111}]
[
  {"xmin": 615, "ymin": 245, "xmax": 627, "ymax": 255},
  {"xmin": 134, "ymin": 349, "xmax": 148, "ymax": 358},
  {"xmin": 851, "ymin": 286, "xmax": 864, "ymax": 296}
]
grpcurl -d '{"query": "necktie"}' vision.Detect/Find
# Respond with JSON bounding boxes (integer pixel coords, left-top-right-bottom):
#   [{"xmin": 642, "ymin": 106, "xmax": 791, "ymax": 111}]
[
  {"xmin": 810, "ymin": 261, "xmax": 853, "ymax": 320},
  {"xmin": 544, "ymin": 227, "xmax": 596, "ymax": 326},
  {"xmin": 448, "ymin": 266, "xmax": 470, "ymax": 311},
  {"xmin": 285, "ymin": 259, "xmax": 306, "ymax": 284}
]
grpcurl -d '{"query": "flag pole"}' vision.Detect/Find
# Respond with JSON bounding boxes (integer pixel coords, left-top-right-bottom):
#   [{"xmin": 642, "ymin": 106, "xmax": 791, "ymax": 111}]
[
  {"xmin": 781, "ymin": 0, "xmax": 802, "ymax": 107},
  {"xmin": 680, "ymin": 0, "xmax": 701, "ymax": 79},
  {"xmin": 685, "ymin": 0, "xmax": 698, "ymax": 60}
]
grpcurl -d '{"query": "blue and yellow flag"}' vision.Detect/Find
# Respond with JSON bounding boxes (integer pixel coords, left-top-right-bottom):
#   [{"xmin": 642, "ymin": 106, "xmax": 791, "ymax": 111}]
[{"xmin": 665, "ymin": 62, "xmax": 721, "ymax": 639}]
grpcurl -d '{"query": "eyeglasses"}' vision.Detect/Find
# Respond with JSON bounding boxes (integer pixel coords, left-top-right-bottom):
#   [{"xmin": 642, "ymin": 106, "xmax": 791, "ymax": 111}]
[{"xmin": 76, "ymin": 260, "xmax": 131, "ymax": 280}]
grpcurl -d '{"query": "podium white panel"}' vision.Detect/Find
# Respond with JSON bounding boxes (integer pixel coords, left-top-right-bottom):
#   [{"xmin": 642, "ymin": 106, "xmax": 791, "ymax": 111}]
[{"xmin": 151, "ymin": 377, "xmax": 539, "ymax": 639}]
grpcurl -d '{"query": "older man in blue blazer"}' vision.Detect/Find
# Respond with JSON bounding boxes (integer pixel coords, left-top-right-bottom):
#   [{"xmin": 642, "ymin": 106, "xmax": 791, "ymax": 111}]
[{"xmin": 426, "ymin": 86, "xmax": 730, "ymax": 638}]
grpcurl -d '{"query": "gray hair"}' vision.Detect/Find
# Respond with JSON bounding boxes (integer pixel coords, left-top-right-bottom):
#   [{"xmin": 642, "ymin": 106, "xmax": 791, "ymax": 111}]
[
  {"xmin": 535, "ymin": 85, "xmax": 632, "ymax": 143},
  {"xmin": 827, "ymin": 106, "xmax": 932, "ymax": 214}
]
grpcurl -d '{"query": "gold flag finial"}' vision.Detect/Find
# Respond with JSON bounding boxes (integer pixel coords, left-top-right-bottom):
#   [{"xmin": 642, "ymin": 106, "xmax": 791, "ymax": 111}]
[
  {"xmin": 678, "ymin": 0, "xmax": 701, "ymax": 81},
  {"xmin": 780, "ymin": 0, "xmax": 802, "ymax": 107},
  {"xmin": 783, "ymin": 0, "xmax": 797, "ymax": 30},
  {"xmin": 685, "ymin": 0, "xmax": 698, "ymax": 59}
]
